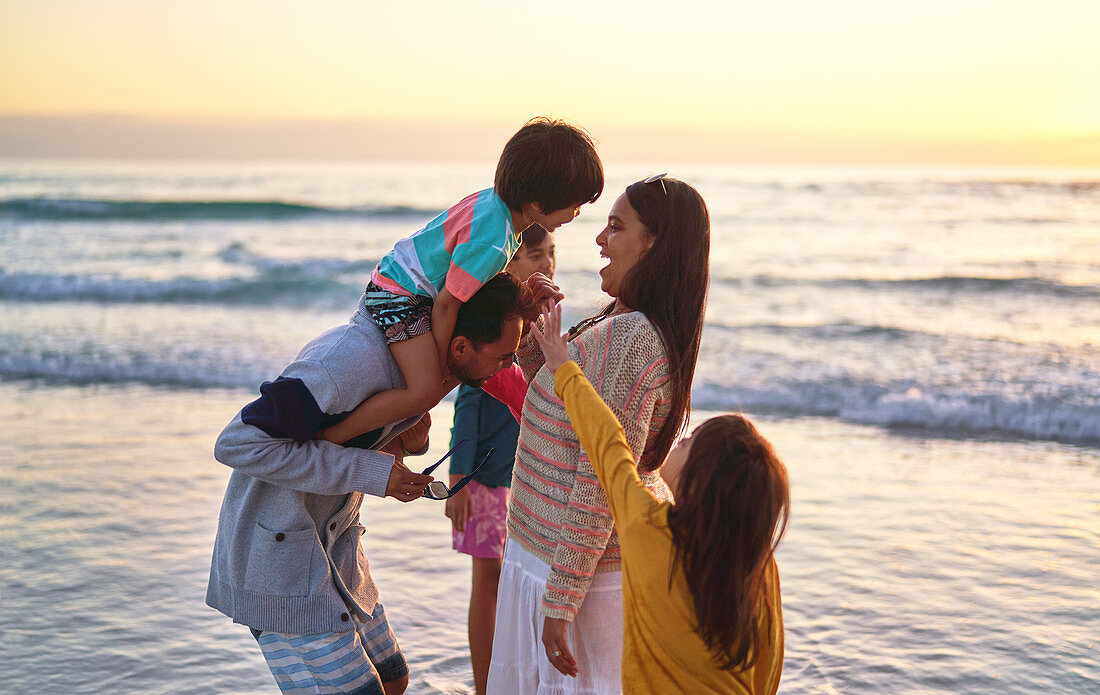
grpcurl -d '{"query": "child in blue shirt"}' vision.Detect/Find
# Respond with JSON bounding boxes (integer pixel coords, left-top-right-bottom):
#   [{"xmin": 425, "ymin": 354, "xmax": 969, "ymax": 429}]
[{"xmin": 318, "ymin": 117, "xmax": 602, "ymax": 445}]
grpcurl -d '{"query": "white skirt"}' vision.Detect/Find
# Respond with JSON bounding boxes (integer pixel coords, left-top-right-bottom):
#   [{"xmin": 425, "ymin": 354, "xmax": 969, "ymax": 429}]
[{"xmin": 487, "ymin": 539, "xmax": 623, "ymax": 695}]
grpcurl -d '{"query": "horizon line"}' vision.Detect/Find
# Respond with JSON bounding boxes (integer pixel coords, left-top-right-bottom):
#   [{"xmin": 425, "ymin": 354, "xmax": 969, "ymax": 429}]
[{"xmin": 1, "ymin": 114, "xmax": 1098, "ymax": 167}]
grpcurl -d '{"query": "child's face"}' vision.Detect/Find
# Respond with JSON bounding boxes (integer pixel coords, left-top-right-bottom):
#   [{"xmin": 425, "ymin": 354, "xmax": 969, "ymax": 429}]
[
  {"xmin": 506, "ymin": 235, "xmax": 556, "ymax": 281},
  {"xmin": 524, "ymin": 202, "xmax": 581, "ymax": 233},
  {"xmin": 662, "ymin": 431, "xmax": 695, "ymax": 500}
]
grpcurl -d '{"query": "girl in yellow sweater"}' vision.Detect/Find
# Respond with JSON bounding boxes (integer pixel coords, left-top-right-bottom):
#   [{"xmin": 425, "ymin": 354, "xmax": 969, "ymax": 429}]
[{"xmin": 530, "ymin": 304, "xmax": 791, "ymax": 695}]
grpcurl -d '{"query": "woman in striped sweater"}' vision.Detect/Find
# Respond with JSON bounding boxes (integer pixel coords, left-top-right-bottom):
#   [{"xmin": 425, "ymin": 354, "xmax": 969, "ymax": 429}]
[{"xmin": 487, "ymin": 175, "xmax": 711, "ymax": 695}]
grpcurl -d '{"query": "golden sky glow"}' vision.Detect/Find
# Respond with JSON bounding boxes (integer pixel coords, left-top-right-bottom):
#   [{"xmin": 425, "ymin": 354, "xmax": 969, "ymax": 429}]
[{"xmin": 1, "ymin": 0, "xmax": 1098, "ymax": 163}]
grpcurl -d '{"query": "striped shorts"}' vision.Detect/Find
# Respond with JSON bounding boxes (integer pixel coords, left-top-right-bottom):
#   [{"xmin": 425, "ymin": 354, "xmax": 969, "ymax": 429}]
[
  {"xmin": 362, "ymin": 282, "xmax": 433, "ymax": 344},
  {"xmin": 250, "ymin": 603, "xmax": 408, "ymax": 695}
]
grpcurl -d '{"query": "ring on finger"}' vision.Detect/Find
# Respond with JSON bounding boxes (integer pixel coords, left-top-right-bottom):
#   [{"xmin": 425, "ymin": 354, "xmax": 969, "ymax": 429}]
[{"xmin": 551, "ymin": 650, "xmax": 562, "ymax": 657}]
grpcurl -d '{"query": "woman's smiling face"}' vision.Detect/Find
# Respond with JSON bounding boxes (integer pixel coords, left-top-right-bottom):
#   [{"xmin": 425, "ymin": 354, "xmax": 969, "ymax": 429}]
[{"xmin": 596, "ymin": 193, "xmax": 656, "ymax": 298}]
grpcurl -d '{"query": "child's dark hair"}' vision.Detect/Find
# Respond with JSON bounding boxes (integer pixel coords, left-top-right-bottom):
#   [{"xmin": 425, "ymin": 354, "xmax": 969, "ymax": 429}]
[
  {"xmin": 453, "ymin": 272, "xmax": 537, "ymax": 346},
  {"xmin": 667, "ymin": 414, "xmax": 790, "ymax": 671},
  {"xmin": 494, "ymin": 117, "xmax": 604, "ymax": 214}
]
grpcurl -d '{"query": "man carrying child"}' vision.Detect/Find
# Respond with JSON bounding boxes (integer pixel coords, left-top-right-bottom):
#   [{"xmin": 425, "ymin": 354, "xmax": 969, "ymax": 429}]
[{"xmin": 206, "ymin": 272, "xmax": 539, "ymax": 695}]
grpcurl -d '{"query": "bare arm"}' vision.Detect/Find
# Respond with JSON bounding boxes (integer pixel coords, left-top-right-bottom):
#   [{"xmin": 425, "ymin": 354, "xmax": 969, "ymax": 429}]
[{"xmin": 432, "ymin": 287, "xmax": 463, "ymax": 371}]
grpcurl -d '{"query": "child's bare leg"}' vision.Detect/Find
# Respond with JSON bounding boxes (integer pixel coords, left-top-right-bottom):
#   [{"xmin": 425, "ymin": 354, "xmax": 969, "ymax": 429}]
[
  {"xmin": 382, "ymin": 673, "xmax": 408, "ymax": 695},
  {"xmin": 468, "ymin": 556, "xmax": 502, "ymax": 695},
  {"xmin": 319, "ymin": 333, "xmax": 444, "ymax": 444}
]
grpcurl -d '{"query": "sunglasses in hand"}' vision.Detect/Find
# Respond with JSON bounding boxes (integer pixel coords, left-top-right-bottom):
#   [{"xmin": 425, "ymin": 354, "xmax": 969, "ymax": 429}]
[{"xmin": 419, "ymin": 439, "xmax": 495, "ymax": 500}]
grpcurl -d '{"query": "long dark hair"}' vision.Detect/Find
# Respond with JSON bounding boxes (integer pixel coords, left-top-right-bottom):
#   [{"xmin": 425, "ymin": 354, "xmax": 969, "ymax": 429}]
[
  {"xmin": 589, "ymin": 176, "xmax": 709, "ymax": 472},
  {"xmin": 667, "ymin": 415, "xmax": 791, "ymax": 671}
]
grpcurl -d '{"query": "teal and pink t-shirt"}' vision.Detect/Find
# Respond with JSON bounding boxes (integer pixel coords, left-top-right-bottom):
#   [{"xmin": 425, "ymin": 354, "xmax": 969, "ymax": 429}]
[{"xmin": 370, "ymin": 189, "xmax": 521, "ymax": 303}]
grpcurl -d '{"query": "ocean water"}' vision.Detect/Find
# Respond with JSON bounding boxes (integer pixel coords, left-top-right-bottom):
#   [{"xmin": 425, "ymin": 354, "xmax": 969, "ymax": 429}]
[{"xmin": 1, "ymin": 159, "xmax": 1097, "ymax": 694}]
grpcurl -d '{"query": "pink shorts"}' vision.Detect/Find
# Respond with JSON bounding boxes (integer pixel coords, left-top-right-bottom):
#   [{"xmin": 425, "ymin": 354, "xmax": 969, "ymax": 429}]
[{"xmin": 452, "ymin": 480, "xmax": 511, "ymax": 559}]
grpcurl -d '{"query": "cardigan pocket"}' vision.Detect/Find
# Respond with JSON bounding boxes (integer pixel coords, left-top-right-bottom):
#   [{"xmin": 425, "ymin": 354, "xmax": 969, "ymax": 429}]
[
  {"xmin": 244, "ymin": 523, "xmax": 317, "ymax": 597},
  {"xmin": 330, "ymin": 524, "xmax": 368, "ymax": 585}
]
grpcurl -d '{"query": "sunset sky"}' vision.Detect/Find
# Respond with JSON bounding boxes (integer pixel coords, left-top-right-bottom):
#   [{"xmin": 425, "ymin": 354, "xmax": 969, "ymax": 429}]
[{"xmin": 1, "ymin": 0, "xmax": 1097, "ymax": 164}]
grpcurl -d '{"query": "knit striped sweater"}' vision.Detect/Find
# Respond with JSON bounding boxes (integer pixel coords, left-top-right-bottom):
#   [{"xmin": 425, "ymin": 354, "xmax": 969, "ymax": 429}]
[{"xmin": 507, "ymin": 310, "xmax": 673, "ymax": 620}]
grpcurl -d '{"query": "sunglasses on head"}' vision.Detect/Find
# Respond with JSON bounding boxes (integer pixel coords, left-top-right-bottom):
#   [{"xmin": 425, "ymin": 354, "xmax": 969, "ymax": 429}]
[
  {"xmin": 419, "ymin": 439, "xmax": 495, "ymax": 500},
  {"xmin": 643, "ymin": 172, "xmax": 668, "ymax": 195}
]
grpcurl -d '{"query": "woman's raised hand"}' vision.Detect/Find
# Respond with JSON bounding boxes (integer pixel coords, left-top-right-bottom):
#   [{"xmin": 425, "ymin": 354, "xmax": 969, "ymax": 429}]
[{"xmin": 530, "ymin": 304, "xmax": 570, "ymax": 373}]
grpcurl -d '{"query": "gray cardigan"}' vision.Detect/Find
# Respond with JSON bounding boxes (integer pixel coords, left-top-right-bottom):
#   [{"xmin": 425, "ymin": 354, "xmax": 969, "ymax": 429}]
[{"xmin": 206, "ymin": 297, "xmax": 423, "ymax": 634}]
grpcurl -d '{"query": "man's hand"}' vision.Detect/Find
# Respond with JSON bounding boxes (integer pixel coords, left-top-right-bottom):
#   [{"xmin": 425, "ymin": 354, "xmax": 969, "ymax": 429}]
[
  {"xmin": 444, "ymin": 476, "xmax": 473, "ymax": 532},
  {"xmin": 542, "ymin": 616, "xmax": 578, "ymax": 677},
  {"xmin": 398, "ymin": 413, "xmax": 431, "ymax": 454},
  {"xmin": 525, "ymin": 272, "xmax": 564, "ymax": 313},
  {"xmin": 385, "ymin": 460, "xmax": 432, "ymax": 503},
  {"xmin": 380, "ymin": 437, "xmax": 405, "ymax": 464}
]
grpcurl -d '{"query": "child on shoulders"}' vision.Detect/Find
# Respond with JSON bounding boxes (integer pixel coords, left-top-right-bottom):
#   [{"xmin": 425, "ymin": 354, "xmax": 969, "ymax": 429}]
[{"xmin": 317, "ymin": 117, "xmax": 602, "ymax": 445}]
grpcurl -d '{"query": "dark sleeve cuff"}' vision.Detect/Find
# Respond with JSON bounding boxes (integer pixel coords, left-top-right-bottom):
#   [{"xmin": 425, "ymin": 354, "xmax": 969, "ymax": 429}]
[{"xmin": 241, "ymin": 377, "xmax": 326, "ymax": 443}]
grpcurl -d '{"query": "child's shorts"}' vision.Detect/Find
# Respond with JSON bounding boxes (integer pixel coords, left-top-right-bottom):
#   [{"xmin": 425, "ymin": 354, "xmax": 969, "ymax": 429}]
[
  {"xmin": 363, "ymin": 281, "xmax": 433, "ymax": 344},
  {"xmin": 249, "ymin": 602, "xmax": 408, "ymax": 695},
  {"xmin": 452, "ymin": 480, "xmax": 511, "ymax": 559}
]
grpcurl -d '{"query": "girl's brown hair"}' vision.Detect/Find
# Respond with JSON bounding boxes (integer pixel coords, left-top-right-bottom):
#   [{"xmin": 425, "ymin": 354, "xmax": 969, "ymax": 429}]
[
  {"xmin": 587, "ymin": 176, "xmax": 709, "ymax": 472},
  {"xmin": 667, "ymin": 415, "xmax": 791, "ymax": 670}
]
